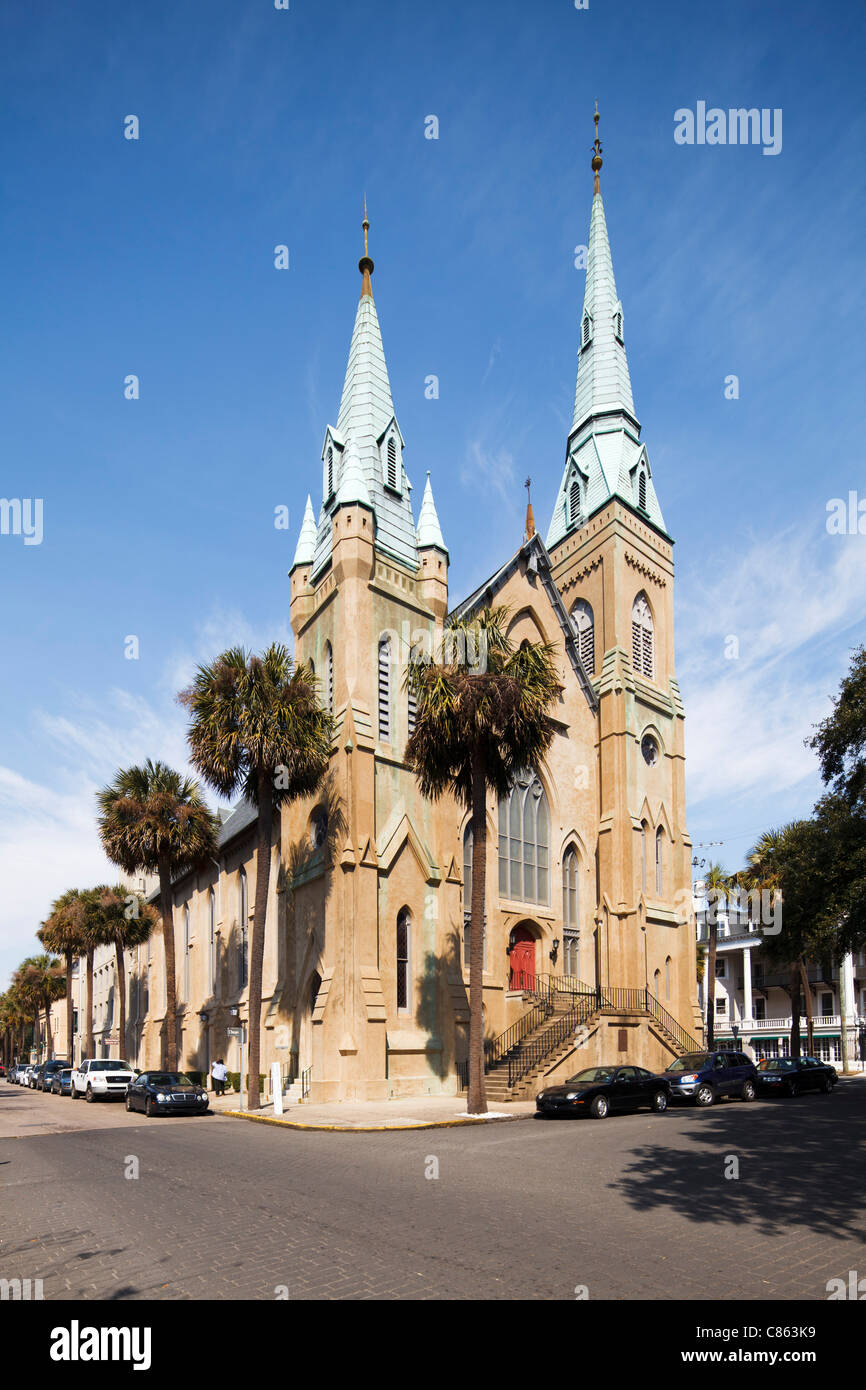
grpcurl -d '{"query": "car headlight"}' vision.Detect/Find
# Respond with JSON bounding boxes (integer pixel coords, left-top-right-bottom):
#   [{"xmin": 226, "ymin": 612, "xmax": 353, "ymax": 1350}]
[
  {"xmin": 565, "ymin": 1092, "xmax": 579, "ymax": 1100},
  {"xmin": 157, "ymin": 1093, "xmax": 166, "ymax": 1103},
  {"xmin": 536, "ymin": 1092, "xmax": 545, "ymax": 1102},
  {"xmin": 679, "ymin": 1073, "xmax": 699, "ymax": 1083}
]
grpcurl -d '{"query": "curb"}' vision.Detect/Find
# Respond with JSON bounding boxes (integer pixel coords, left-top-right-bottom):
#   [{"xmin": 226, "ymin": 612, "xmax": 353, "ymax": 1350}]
[{"xmin": 217, "ymin": 1108, "xmax": 531, "ymax": 1132}]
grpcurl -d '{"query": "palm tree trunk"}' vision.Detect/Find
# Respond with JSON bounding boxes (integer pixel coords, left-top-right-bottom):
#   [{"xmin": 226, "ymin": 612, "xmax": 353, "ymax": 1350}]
[
  {"xmin": 705, "ymin": 922, "xmax": 717, "ymax": 1049},
  {"xmin": 790, "ymin": 962, "xmax": 801, "ymax": 1059},
  {"xmin": 247, "ymin": 768, "xmax": 273, "ymax": 1111},
  {"xmin": 65, "ymin": 951, "xmax": 74, "ymax": 1061},
  {"xmin": 43, "ymin": 995, "xmax": 54, "ymax": 1057},
  {"xmin": 115, "ymin": 939, "xmax": 127, "ymax": 1061},
  {"xmin": 467, "ymin": 755, "xmax": 488, "ymax": 1115},
  {"xmin": 798, "ymin": 959, "xmax": 814, "ymax": 1054},
  {"xmin": 84, "ymin": 948, "xmax": 95, "ymax": 1058},
  {"xmin": 158, "ymin": 854, "xmax": 178, "ymax": 1070}
]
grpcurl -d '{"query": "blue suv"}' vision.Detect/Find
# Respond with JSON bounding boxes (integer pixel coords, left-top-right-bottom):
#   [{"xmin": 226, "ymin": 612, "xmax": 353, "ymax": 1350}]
[{"xmin": 663, "ymin": 1050, "xmax": 758, "ymax": 1107}]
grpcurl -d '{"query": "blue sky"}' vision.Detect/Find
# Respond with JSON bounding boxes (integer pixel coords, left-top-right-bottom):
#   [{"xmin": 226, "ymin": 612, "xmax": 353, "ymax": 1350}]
[{"xmin": 2, "ymin": 0, "xmax": 865, "ymax": 986}]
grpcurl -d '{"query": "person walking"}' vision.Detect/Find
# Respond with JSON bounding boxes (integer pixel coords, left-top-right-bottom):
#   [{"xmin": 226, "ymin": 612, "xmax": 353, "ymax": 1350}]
[{"xmin": 211, "ymin": 1057, "xmax": 228, "ymax": 1097}]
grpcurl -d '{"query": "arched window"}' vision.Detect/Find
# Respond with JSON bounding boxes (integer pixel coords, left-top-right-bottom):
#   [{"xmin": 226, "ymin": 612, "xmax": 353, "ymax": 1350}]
[
  {"xmin": 324, "ymin": 641, "xmax": 334, "ymax": 716},
  {"xmin": 571, "ymin": 599, "xmax": 594, "ymax": 675},
  {"xmin": 665, "ymin": 955, "xmax": 671, "ymax": 1001},
  {"xmin": 498, "ymin": 770, "xmax": 549, "ymax": 904},
  {"xmin": 407, "ymin": 642, "xmax": 420, "ymax": 738},
  {"xmin": 238, "ymin": 868, "xmax": 248, "ymax": 990},
  {"xmin": 632, "ymin": 593, "xmax": 654, "ymax": 679},
  {"xmin": 638, "ymin": 470, "xmax": 647, "ymax": 512},
  {"xmin": 640, "ymin": 821, "xmax": 648, "ymax": 891},
  {"xmin": 653, "ymin": 968, "xmax": 661, "ymax": 998},
  {"xmin": 386, "ymin": 437, "xmax": 398, "ymax": 490},
  {"xmin": 377, "ymin": 637, "xmax": 391, "ymax": 742},
  {"xmin": 208, "ymin": 888, "xmax": 216, "ymax": 994},
  {"xmin": 655, "ymin": 827, "xmax": 664, "ymax": 896},
  {"xmin": 396, "ymin": 908, "xmax": 411, "ymax": 1012},
  {"xmin": 569, "ymin": 477, "xmax": 581, "ymax": 527},
  {"xmin": 562, "ymin": 847, "xmax": 580, "ymax": 977}
]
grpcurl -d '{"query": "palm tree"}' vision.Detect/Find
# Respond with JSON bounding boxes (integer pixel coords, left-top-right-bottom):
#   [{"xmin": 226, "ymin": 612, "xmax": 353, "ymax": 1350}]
[
  {"xmin": 38, "ymin": 889, "xmax": 90, "ymax": 1061},
  {"xmin": 18, "ymin": 955, "xmax": 66, "ymax": 1058},
  {"xmin": 181, "ymin": 644, "xmax": 332, "ymax": 1110},
  {"xmin": 93, "ymin": 886, "xmax": 157, "ymax": 1059},
  {"xmin": 745, "ymin": 825, "xmax": 802, "ymax": 1058},
  {"xmin": 97, "ymin": 760, "xmax": 219, "ymax": 1070},
  {"xmin": 405, "ymin": 607, "xmax": 561, "ymax": 1115},
  {"xmin": 701, "ymin": 863, "xmax": 729, "ymax": 1050}
]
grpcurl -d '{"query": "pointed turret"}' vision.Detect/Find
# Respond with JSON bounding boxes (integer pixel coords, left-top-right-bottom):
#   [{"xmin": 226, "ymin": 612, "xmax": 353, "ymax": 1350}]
[
  {"xmin": 547, "ymin": 109, "xmax": 667, "ymax": 550},
  {"xmin": 311, "ymin": 207, "xmax": 420, "ymax": 577},
  {"xmin": 290, "ymin": 495, "xmax": 317, "ymax": 571},
  {"xmin": 416, "ymin": 472, "xmax": 447, "ymax": 554}
]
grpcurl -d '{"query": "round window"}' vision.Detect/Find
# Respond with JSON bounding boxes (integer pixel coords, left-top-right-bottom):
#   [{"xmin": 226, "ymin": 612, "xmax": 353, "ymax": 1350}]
[{"xmin": 641, "ymin": 734, "xmax": 659, "ymax": 766}]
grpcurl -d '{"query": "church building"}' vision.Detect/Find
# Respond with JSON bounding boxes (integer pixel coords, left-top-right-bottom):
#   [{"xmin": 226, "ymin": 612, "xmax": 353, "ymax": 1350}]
[{"xmin": 104, "ymin": 120, "xmax": 704, "ymax": 1101}]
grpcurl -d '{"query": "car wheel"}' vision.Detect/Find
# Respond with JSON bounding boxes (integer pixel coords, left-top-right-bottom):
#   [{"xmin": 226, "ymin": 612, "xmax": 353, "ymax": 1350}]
[
  {"xmin": 651, "ymin": 1090, "xmax": 668, "ymax": 1113},
  {"xmin": 145, "ymin": 1097, "xmax": 155, "ymax": 1117},
  {"xmin": 787, "ymin": 1080, "xmax": 799, "ymax": 1098},
  {"xmin": 742, "ymin": 1080, "xmax": 756, "ymax": 1102},
  {"xmin": 85, "ymin": 1085, "xmax": 94, "ymax": 1103},
  {"xmin": 820, "ymin": 1077, "xmax": 832, "ymax": 1094},
  {"xmin": 695, "ymin": 1084, "xmax": 715, "ymax": 1107},
  {"xmin": 590, "ymin": 1094, "xmax": 609, "ymax": 1119},
  {"xmin": 71, "ymin": 1085, "xmax": 80, "ymax": 1099},
  {"xmin": 125, "ymin": 1094, "xmax": 134, "ymax": 1112}
]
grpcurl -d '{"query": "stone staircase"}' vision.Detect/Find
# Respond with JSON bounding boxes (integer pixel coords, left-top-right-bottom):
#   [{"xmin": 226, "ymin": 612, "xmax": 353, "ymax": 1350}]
[{"xmin": 483, "ymin": 985, "xmax": 598, "ymax": 1103}]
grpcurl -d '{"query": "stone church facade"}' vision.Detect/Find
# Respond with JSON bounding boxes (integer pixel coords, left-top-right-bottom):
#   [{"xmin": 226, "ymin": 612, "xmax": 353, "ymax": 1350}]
[{"xmin": 55, "ymin": 135, "xmax": 704, "ymax": 1099}]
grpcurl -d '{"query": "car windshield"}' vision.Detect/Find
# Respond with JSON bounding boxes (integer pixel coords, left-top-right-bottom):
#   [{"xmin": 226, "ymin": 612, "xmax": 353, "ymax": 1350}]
[
  {"xmin": 149, "ymin": 1074, "xmax": 195, "ymax": 1088},
  {"xmin": 757, "ymin": 1058, "xmax": 795, "ymax": 1071},
  {"xmin": 567, "ymin": 1067, "xmax": 616, "ymax": 1083},
  {"xmin": 89, "ymin": 1061, "xmax": 133, "ymax": 1071},
  {"xmin": 59, "ymin": 1070, "xmax": 72, "ymax": 1077},
  {"xmin": 667, "ymin": 1054, "xmax": 711, "ymax": 1072}
]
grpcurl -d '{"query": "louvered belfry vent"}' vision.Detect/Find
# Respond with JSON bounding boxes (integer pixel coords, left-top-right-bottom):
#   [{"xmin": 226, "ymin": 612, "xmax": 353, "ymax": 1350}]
[
  {"xmin": 571, "ymin": 599, "xmax": 594, "ymax": 675},
  {"xmin": 631, "ymin": 593, "xmax": 654, "ymax": 679},
  {"xmin": 378, "ymin": 636, "xmax": 391, "ymax": 741},
  {"xmin": 386, "ymin": 437, "xmax": 398, "ymax": 490}
]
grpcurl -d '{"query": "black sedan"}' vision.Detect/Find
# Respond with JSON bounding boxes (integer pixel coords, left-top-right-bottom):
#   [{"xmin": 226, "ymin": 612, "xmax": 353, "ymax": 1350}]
[
  {"xmin": 125, "ymin": 1072, "xmax": 210, "ymax": 1116},
  {"xmin": 536, "ymin": 1064, "xmax": 670, "ymax": 1119},
  {"xmin": 755, "ymin": 1056, "xmax": 837, "ymax": 1097}
]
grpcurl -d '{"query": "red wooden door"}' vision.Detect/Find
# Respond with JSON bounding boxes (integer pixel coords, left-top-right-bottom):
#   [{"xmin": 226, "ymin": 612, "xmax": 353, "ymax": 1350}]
[{"xmin": 510, "ymin": 939, "xmax": 535, "ymax": 991}]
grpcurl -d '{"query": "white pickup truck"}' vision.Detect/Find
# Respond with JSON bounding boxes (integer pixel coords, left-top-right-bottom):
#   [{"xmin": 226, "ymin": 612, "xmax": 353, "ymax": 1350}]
[{"xmin": 71, "ymin": 1058, "xmax": 136, "ymax": 1102}]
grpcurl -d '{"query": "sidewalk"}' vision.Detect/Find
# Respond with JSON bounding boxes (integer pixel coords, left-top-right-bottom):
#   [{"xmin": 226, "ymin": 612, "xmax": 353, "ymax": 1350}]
[{"xmin": 206, "ymin": 1090, "xmax": 537, "ymax": 1130}]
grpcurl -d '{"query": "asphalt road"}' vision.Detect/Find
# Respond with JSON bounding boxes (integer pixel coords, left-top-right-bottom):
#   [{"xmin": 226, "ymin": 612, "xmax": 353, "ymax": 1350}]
[{"xmin": 1, "ymin": 1078, "xmax": 865, "ymax": 1300}]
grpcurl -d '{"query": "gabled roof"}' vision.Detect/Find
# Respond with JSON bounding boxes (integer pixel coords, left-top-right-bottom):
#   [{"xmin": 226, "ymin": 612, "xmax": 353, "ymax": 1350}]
[{"xmin": 449, "ymin": 532, "xmax": 598, "ymax": 711}]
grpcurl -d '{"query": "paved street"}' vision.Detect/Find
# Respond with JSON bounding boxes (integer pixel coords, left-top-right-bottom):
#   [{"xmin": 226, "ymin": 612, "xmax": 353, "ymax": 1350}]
[{"xmin": 2, "ymin": 1078, "xmax": 865, "ymax": 1300}]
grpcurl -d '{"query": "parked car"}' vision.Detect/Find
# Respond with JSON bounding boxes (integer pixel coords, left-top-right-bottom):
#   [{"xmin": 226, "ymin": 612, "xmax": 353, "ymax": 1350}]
[
  {"xmin": 663, "ymin": 1050, "xmax": 758, "ymax": 1106},
  {"xmin": 38, "ymin": 1059, "xmax": 71, "ymax": 1092},
  {"xmin": 14, "ymin": 1063, "xmax": 29, "ymax": 1085},
  {"xmin": 49, "ymin": 1068, "xmax": 74, "ymax": 1096},
  {"xmin": 71, "ymin": 1058, "xmax": 136, "ymax": 1101},
  {"xmin": 0, "ymin": 1063, "xmax": 6, "ymax": 1078},
  {"xmin": 125, "ymin": 1072, "xmax": 210, "ymax": 1117},
  {"xmin": 536, "ymin": 1064, "xmax": 670, "ymax": 1119},
  {"xmin": 24, "ymin": 1064, "xmax": 39, "ymax": 1088},
  {"xmin": 755, "ymin": 1055, "xmax": 837, "ymax": 1097},
  {"xmin": 36, "ymin": 1059, "xmax": 71, "ymax": 1092}
]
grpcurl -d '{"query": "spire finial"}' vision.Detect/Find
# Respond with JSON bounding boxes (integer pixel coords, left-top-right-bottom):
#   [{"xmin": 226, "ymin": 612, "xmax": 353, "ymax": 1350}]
[
  {"xmin": 359, "ymin": 198, "xmax": 374, "ymax": 296},
  {"xmin": 591, "ymin": 102, "xmax": 603, "ymax": 195},
  {"xmin": 524, "ymin": 476, "xmax": 536, "ymax": 541}
]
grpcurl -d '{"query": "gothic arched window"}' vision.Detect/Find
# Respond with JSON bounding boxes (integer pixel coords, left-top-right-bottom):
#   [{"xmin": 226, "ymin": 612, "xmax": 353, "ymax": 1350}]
[
  {"xmin": 208, "ymin": 888, "xmax": 216, "ymax": 994},
  {"xmin": 324, "ymin": 641, "xmax": 334, "ymax": 716},
  {"xmin": 632, "ymin": 593, "xmax": 654, "ymax": 679},
  {"xmin": 571, "ymin": 599, "xmax": 595, "ymax": 675},
  {"xmin": 569, "ymin": 477, "xmax": 581, "ymax": 528},
  {"xmin": 378, "ymin": 637, "xmax": 391, "ymax": 742},
  {"xmin": 562, "ymin": 846, "xmax": 580, "ymax": 976},
  {"xmin": 386, "ymin": 437, "xmax": 398, "ymax": 491},
  {"xmin": 238, "ymin": 868, "xmax": 248, "ymax": 990},
  {"xmin": 498, "ymin": 770, "xmax": 549, "ymax": 905},
  {"xmin": 665, "ymin": 955, "xmax": 671, "ymax": 1001},
  {"xmin": 656, "ymin": 827, "xmax": 664, "ymax": 896},
  {"xmin": 640, "ymin": 821, "xmax": 648, "ymax": 892},
  {"xmin": 396, "ymin": 908, "xmax": 411, "ymax": 1012}
]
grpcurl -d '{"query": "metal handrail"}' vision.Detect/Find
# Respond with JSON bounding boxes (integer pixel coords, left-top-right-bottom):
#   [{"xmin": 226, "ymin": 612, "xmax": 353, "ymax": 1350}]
[
  {"xmin": 596, "ymin": 986, "xmax": 703, "ymax": 1055},
  {"xmin": 484, "ymin": 990, "xmax": 555, "ymax": 1072},
  {"xmin": 506, "ymin": 988, "xmax": 599, "ymax": 1087},
  {"xmin": 300, "ymin": 1065, "xmax": 312, "ymax": 1100}
]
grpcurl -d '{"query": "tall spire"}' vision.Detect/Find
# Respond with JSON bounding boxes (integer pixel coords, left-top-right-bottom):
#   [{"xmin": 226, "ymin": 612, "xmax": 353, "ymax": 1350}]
[
  {"xmin": 309, "ymin": 208, "xmax": 421, "ymax": 577},
  {"xmin": 546, "ymin": 113, "xmax": 667, "ymax": 550},
  {"xmin": 291, "ymin": 494, "xmax": 317, "ymax": 570},
  {"xmin": 416, "ymin": 472, "xmax": 448, "ymax": 554}
]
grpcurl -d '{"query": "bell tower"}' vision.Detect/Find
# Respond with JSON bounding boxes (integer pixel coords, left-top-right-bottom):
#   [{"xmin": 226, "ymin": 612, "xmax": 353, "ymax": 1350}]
[{"xmin": 547, "ymin": 112, "xmax": 699, "ymax": 1032}]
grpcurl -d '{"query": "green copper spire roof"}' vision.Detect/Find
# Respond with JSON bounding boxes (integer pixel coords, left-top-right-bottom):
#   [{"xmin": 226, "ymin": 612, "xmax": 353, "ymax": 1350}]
[
  {"xmin": 291, "ymin": 494, "xmax": 317, "ymax": 569},
  {"xmin": 416, "ymin": 472, "xmax": 448, "ymax": 554},
  {"xmin": 311, "ymin": 209, "xmax": 420, "ymax": 577},
  {"xmin": 547, "ymin": 113, "xmax": 667, "ymax": 549}
]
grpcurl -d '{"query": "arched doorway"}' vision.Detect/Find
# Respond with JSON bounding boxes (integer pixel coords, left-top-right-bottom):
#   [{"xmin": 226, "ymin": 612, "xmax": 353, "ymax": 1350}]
[
  {"xmin": 299, "ymin": 970, "xmax": 321, "ymax": 1075},
  {"xmin": 509, "ymin": 924, "xmax": 536, "ymax": 991}
]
